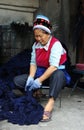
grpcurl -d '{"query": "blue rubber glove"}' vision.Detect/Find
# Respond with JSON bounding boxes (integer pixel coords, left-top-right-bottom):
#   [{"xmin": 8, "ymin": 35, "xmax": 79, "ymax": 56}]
[
  {"xmin": 29, "ymin": 78, "xmax": 42, "ymax": 91},
  {"xmin": 25, "ymin": 76, "xmax": 34, "ymax": 91}
]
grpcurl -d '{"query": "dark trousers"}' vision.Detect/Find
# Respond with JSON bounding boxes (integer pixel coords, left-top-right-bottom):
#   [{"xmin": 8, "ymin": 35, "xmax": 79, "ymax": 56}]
[{"xmin": 14, "ymin": 70, "xmax": 66, "ymax": 100}]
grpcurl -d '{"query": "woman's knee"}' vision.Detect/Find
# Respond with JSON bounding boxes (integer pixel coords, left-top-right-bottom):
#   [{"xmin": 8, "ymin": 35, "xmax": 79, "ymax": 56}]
[
  {"xmin": 51, "ymin": 69, "xmax": 65, "ymax": 79},
  {"xmin": 14, "ymin": 74, "xmax": 28, "ymax": 87}
]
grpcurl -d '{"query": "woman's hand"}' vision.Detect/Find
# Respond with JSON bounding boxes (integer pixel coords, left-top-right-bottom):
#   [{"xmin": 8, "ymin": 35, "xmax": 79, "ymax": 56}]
[
  {"xmin": 25, "ymin": 76, "xmax": 34, "ymax": 91},
  {"xmin": 29, "ymin": 78, "xmax": 42, "ymax": 91}
]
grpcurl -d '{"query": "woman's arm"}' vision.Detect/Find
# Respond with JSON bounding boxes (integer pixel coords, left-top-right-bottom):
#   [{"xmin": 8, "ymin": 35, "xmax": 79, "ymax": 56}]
[
  {"xmin": 29, "ymin": 64, "xmax": 37, "ymax": 78},
  {"xmin": 38, "ymin": 65, "xmax": 57, "ymax": 83},
  {"xmin": 29, "ymin": 43, "xmax": 37, "ymax": 78}
]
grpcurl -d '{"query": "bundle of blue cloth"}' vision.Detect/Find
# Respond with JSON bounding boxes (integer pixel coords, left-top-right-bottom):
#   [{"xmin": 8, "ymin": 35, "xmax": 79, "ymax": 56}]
[
  {"xmin": 0, "ymin": 89, "xmax": 43, "ymax": 125},
  {"xmin": 0, "ymin": 49, "xmax": 44, "ymax": 125}
]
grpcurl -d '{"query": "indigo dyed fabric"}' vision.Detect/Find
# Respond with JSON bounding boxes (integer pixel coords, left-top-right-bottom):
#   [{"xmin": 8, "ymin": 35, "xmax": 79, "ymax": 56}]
[
  {"xmin": 0, "ymin": 90, "xmax": 44, "ymax": 125},
  {"xmin": 0, "ymin": 49, "xmax": 44, "ymax": 125}
]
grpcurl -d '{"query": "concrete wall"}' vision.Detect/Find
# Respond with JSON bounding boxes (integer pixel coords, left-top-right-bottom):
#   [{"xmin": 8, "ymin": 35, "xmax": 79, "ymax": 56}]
[
  {"xmin": 0, "ymin": 0, "xmax": 39, "ymax": 25},
  {"xmin": 0, "ymin": 0, "xmax": 39, "ymax": 64},
  {"xmin": 69, "ymin": 0, "xmax": 80, "ymax": 64}
]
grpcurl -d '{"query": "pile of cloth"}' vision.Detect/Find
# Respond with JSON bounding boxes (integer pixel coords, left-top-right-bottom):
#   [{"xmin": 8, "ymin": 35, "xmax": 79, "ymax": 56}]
[{"xmin": 0, "ymin": 49, "xmax": 44, "ymax": 125}]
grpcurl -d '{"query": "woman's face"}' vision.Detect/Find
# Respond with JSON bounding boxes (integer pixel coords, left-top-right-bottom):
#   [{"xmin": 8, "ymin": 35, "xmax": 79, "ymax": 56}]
[{"xmin": 34, "ymin": 29, "xmax": 50, "ymax": 46}]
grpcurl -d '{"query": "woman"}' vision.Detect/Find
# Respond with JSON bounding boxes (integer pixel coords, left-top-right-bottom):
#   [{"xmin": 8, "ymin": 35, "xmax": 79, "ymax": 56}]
[{"xmin": 14, "ymin": 14, "xmax": 70, "ymax": 122}]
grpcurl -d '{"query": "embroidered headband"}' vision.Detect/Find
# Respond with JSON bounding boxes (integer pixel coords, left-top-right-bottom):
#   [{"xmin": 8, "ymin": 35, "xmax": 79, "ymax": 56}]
[{"xmin": 33, "ymin": 15, "xmax": 52, "ymax": 34}]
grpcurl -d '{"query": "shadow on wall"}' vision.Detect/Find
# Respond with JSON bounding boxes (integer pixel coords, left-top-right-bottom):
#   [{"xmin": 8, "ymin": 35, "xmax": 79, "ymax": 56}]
[{"xmin": 0, "ymin": 22, "xmax": 34, "ymax": 64}]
